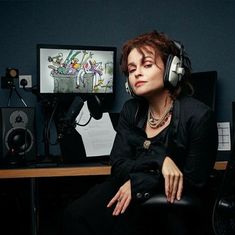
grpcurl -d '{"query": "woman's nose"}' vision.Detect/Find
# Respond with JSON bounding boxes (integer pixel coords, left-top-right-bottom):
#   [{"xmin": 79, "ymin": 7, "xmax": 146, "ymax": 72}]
[{"xmin": 134, "ymin": 66, "xmax": 142, "ymax": 78}]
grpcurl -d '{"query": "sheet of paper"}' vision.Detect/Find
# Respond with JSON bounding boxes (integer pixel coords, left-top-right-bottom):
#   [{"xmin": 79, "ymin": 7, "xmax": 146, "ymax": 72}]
[
  {"xmin": 75, "ymin": 101, "xmax": 116, "ymax": 157},
  {"xmin": 217, "ymin": 122, "xmax": 231, "ymax": 151}
]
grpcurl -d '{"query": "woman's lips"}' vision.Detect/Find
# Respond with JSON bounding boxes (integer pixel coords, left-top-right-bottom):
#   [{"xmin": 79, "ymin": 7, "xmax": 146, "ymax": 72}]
[{"xmin": 135, "ymin": 81, "xmax": 146, "ymax": 87}]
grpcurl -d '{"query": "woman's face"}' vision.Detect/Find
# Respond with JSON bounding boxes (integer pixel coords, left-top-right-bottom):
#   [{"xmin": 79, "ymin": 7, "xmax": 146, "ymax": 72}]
[{"xmin": 127, "ymin": 47, "xmax": 165, "ymax": 98}]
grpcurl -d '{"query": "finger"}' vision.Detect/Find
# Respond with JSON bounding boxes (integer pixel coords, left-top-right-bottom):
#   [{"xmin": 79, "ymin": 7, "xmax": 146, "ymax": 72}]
[
  {"xmin": 164, "ymin": 175, "xmax": 170, "ymax": 198},
  {"xmin": 165, "ymin": 173, "xmax": 174, "ymax": 201},
  {"xmin": 112, "ymin": 204, "xmax": 120, "ymax": 216},
  {"xmin": 176, "ymin": 174, "xmax": 183, "ymax": 200},
  {"xmin": 170, "ymin": 174, "xmax": 180, "ymax": 203},
  {"xmin": 121, "ymin": 197, "xmax": 131, "ymax": 214},
  {"xmin": 107, "ymin": 192, "xmax": 120, "ymax": 208},
  {"xmin": 168, "ymin": 173, "xmax": 174, "ymax": 197},
  {"xmin": 107, "ymin": 197, "xmax": 116, "ymax": 208},
  {"xmin": 113, "ymin": 197, "xmax": 125, "ymax": 216}
]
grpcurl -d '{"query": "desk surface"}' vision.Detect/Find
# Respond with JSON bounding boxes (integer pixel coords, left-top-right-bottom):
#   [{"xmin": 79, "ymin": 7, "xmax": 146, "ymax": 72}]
[
  {"xmin": 0, "ymin": 165, "xmax": 111, "ymax": 179},
  {"xmin": 0, "ymin": 161, "xmax": 227, "ymax": 179}
]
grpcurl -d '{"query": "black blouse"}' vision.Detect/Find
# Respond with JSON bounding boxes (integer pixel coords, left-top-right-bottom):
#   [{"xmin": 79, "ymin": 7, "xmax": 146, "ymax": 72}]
[{"xmin": 110, "ymin": 96, "xmax": 218, "ymax": 202}]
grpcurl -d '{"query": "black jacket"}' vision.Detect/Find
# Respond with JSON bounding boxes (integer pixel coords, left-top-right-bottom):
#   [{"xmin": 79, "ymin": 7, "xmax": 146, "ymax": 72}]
[{"xmin": 110, "ymin": 96, "xmax": 218, "ymax": 202}]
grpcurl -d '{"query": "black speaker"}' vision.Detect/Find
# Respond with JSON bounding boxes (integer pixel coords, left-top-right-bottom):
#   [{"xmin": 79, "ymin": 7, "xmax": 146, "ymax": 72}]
[{"xmin": 0, "ymin": 107, "xmax": 36, "ymax": 165}]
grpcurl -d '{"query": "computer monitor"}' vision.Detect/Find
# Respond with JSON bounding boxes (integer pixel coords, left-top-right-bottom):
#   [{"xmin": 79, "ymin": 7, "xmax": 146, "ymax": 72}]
[
  {"xmin": 190, "ymin": 71, "xmax": 217, "ymax": 110},
  {"xmin": 37, "ymin": 44, "xmax": 116, "ymax": 99}
]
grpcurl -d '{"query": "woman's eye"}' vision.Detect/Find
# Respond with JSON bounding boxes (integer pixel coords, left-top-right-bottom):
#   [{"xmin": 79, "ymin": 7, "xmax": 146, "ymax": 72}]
[
  {"xmin": 128, "ymin": 68, "xmax": 136, "ymax": 74},
  {"xmin": 144, "ymin": 63, "xmax": 153, "ymax": 68}
]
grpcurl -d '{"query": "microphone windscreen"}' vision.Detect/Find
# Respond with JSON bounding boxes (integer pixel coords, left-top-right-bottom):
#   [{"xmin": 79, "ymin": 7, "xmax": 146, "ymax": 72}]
[
  {"xmin": 65, "ymin": 96, "xmax": 84, "ymax": 122},
  {"xmin": 87, "ymin": 95, "xmax": 103, "ymax": 120}
]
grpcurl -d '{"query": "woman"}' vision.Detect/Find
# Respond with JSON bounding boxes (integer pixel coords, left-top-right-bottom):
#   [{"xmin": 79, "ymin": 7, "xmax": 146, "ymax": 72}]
[{"xmin": 63, "ymin": 30, "xmax": 218, "ymax": 235}]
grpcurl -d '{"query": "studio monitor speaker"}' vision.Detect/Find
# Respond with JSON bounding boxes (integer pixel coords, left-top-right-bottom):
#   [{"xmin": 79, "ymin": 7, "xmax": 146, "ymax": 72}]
[{"xmin": 0, "ymin": 107, "xmax": 36, "ymax": 165}]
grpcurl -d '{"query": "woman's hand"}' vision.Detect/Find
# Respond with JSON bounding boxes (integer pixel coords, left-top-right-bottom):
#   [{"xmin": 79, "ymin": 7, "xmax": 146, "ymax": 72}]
[
  {"xmin": 107, "ymin": 180, "xmax": 131, "ymax": 216},
  {"xmin": 162, "ymin": 156, "xmax": 183, "ymax": 203}
]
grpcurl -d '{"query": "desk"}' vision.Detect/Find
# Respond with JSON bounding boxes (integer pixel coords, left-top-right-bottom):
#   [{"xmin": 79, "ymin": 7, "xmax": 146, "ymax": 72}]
[
  {"xmin": 0, "ymin": 161, "xmax": 227, "ymax": 235},
  {"xmin": 0, "ymin": 165, "xmax": 111, "ymax": 179},
  {"xmin": 0, "ymin": 165, "xmax": 111, "ymax": 235},
  {"xmin": 0, "ymin": 161, "xmax": 227, "ymax": 179}
]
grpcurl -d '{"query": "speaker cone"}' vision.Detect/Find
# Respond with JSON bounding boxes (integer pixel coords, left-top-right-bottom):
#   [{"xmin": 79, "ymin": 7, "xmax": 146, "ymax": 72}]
[{"xmin": 5, "ymin": 127, "xmax": 33, "ymax": 155}]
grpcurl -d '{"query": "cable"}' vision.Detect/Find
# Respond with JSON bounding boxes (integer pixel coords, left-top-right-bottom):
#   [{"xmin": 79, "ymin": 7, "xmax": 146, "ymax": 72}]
[
  {"xmin": 7, "ymin": 86, "xmax": 27, "ymax": 107},
  {"xmin": 46, "ymin": 100, "xmax": 59, "ymax": 146},
  {"xmin": 76, "ymin": 115, "xmax": 92, "ymax": 127}
]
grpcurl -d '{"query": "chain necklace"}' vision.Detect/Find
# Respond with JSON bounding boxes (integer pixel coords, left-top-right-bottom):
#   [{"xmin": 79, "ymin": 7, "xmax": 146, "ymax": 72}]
[{"xmin": 147, "ymin": 102, "xmax": 173, "ymax": 129}]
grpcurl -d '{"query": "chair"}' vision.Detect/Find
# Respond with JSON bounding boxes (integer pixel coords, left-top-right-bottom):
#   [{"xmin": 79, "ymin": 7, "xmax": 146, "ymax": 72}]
[
  {"xmin": 142, "ymin": 192, "xmax": 202, "ymax": 209},
  {"xmin": 140, "ymin": 191, "xmax": 212, "ymax": 235}
]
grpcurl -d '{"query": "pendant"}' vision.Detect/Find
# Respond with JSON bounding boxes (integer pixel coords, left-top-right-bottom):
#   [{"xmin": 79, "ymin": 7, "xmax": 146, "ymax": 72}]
[{"xmin": 143, "ymin": 140, "xmax": 151, "ymax": 149}]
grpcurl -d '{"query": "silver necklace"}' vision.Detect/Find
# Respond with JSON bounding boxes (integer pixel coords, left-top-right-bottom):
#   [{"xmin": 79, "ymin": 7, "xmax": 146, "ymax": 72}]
[{"xmin": 147, "ymin": 103, "xmax": 173, "ymax": 129}]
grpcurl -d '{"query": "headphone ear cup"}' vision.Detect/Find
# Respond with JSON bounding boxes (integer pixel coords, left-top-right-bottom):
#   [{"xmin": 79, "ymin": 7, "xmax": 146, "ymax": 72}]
[
  {"xmin": 164, "ymin": 55, "xmax": 174, "ymax": 87},
  {"xmin": 164, "ymin": 55, "xmax": 182, "ymax": 88}
]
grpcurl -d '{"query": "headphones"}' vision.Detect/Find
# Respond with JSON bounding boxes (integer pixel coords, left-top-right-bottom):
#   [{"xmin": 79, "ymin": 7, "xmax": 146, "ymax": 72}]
[
  {"xmin": 163, "ymin": 41, "xmax": 185, "ymax": 89},
  {"xmin": 125, "ymin": 40, "xmax": 186, "ymax": 96}
]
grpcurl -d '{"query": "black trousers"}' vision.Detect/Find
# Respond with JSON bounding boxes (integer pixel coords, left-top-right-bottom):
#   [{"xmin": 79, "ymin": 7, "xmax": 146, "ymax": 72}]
[
  {"xmin": 62, "ymin": 177, "xmax": 147, "ymax": 235},
  {"xmin": 62, "ymin": 177, "xmax": 205, "ymax": 235}
]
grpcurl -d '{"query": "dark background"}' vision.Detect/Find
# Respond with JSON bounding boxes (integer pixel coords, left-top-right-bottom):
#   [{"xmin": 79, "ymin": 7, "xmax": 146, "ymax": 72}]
[
  {"xmin": 0, "ymin": 0, "xmax": 234, "ymax": 158},
  {"xmin": 0, "ymin": 1, "xmax": 234, "ymax": 234}
]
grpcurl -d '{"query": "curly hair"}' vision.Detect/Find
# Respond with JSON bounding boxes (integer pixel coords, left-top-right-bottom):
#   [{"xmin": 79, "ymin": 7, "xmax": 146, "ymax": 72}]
[{"xmin": 120, "ymin": 30, "xmax": 193, "ymax": 97}]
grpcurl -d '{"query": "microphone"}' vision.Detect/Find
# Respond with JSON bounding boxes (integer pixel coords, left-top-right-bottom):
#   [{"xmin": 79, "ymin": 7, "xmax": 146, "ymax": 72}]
[
  {"xmin": 57, "ymin": 96, "xmax": 84, "ymax": 141},
  {"xmin": 65, "ymin": 96, "xmax": 84, "ymax": 123},
  {"xmin": 87, "ymin": 95, "xmax": 103, "ymax": 120}
]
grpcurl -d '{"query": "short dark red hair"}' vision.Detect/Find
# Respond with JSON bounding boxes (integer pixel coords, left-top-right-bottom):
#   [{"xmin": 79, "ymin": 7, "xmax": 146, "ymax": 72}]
[
  {"xmin": 121, "ymin": 31, "xmax": 182, "ymax": 75},
  {"xmin": 120, "ymin": 30, "xmax": 192, "ymax": 96}
]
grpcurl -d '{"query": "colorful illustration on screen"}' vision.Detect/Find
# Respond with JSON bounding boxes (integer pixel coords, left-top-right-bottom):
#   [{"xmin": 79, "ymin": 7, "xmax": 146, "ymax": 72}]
[{"xmin": 43, "ymin": 49, "xmax": 114, "ymax": 93}]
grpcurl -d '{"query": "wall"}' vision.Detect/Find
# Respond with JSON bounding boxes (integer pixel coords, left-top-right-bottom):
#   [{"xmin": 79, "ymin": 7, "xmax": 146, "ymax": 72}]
[{"xmin": 0, "ymin": 0, "xmax": 235, "ymax": 158}]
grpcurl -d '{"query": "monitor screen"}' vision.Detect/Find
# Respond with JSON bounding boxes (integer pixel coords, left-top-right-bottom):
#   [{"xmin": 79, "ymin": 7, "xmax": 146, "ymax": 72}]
[{"xmin": 37, "ymin": 44, "xmax": 116, "ymax": 96}]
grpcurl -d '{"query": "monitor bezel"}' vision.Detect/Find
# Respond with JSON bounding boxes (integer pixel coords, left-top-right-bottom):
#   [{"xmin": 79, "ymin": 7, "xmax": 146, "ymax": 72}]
[{"xmin": 36, "ymin": 43, "xmax": 117, "ymax": 100}]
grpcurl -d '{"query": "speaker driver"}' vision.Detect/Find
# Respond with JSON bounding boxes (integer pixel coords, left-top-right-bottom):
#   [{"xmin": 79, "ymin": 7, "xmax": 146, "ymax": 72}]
[
  {"xmin": 5, "ymin": 127, "xmax": 34, "ymax": 155},
  {"xmin": 9, "ymin": 110, "xmax": 28, "ymax": 127}
]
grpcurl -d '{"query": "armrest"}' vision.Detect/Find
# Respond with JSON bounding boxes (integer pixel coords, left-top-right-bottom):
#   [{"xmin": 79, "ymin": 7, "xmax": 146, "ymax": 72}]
[{"xmin": 141, "ymin": 193, "xmax": 202, "ymax": 209}]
